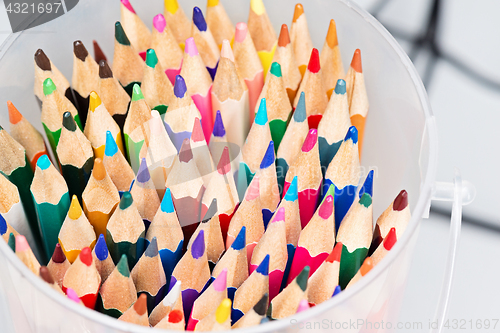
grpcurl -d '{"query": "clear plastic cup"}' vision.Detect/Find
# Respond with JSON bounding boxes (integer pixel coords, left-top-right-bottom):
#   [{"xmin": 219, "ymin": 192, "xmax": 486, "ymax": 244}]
[{"xmin": 0, "ymin": 0, "xmax": 439, "ymax": 332}]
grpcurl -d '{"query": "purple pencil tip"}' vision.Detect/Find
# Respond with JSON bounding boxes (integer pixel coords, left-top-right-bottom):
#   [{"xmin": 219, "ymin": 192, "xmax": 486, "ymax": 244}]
[
  {"xmin": 191, "ymin": 230, "xmax": 205, "ymax": 259},
  {"xmin": 174, "ymin": 75, "xmax": 187, "ymax": 98},
  {"xmin": 136, "ymin": 158, "xmax": 151, "ymax": 183}
]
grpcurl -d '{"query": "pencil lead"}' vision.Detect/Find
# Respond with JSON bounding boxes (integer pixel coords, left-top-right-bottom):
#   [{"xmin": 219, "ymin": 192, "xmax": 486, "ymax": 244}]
[
  {"xmin": 36, "ymin": 154, "xmax": 51, "ymax": 171},
  {"xmin": 383, "ymin": 228, "xmax": 397, "ymax": 251},
  {"xmin": 120, "ymin": 0, "xmax": 135, "ymax": 14},
  {"xmin": 145, "ymin": 237, "xmax": 159, "ymax": 257},
  {"xmin": 250, "ymin": 0, "xmax": 266, "ymax": 15},
  {"xmin": 202, "ymin": 198, "xmax": 218, "ymax": 223},
  {"xmin": 360, "ymin": 257, "xmax": 373, "ymax": 276},
  {"xmin": 68, "ymin": 195, "xmax": 82, "ymax": 220},
  {"xmin": 351, "ymin": 49, "xmax": 362, "ymax": 73},
  {"xmin": 43, "ymin": 78, "xmax": 57, "ymax": 96},
  {"xmin": 245, "ymin": 175, "xmax": 260, "ymax": 201},
  {"xmin": 254, "ymin": 293, "xmax": 269, "ymax": 316},
  {"xmin": 217, "ymin": 147, "xmax": 231, "ymax": 174},
  {"xmin": 256, "ymin": 254, "xmax": 270, "ymax": 276},
  {"xmin": 294, "ymin": 92, "xmax": 307, "ymax": 122},
  {"xmin": 168, "ymin": 310, "xmax": 183, "ymax": 323},
  {"xmin": 178, "ymin": 138, "xmax": 193, "ymax": 162},
  {"xmin": 52, "ymin": 243, "xmax": 66, "ymax": 263},
  {"xmin": 153, "ymin": 13, "xmax": 166, "ymax": 33},
  {"xmin": 92, "ymin": 158, "xmax": 106, "ymax": 181},
  {"xmin": 104, "ymin": 131, "xmax": 118, "ymax": 157},
  {"xmin": 213, "ymin": 268, "xmax": 227, "ymax": 292},
  {"xmin": 326, "ymin": 242, "xmax": 342, "ymax": 263},
  {"xmin": 93, "ymin": 40, "xmax": 106, "ymax": 63},
  {"xmin": 185, "ymin": 37, "xmax": 199, "ymax": 56},
  {"xmin": 215, "ymin": 299, "xmax": 232, "ymax": 324},
  {"xmin": 94, "ymin": 234, "xmax": 109, "ymax": 261},
  {"xmin": 134, "ymin": 294, "xmax": 148, "ymax": 315},
  {"xmin": 99, "ymin": 60, "xmax": 113, "ymax": 79},
  {"xmin": 393, "ymin": 190, "xmax": 408, "ymax": 211},
  {"xmin": 131, "ymin": 84, "xmax": 144, "ymax": 101},
  {"xmin": 272, "ymin": 207, "xmax": 285, "ymax": 223},
  {"xmin": 119, "ymin": 192, "xmax": 134, "ymax": 210},
  {"xmin": 34, "ymin": 49, "xmax": 51, "ymax": 71},
  {"xmin": 114, "ymin": 21, "xmax": 131, "ymax": 46},
  {"xmin": 62, "ymin": 111, "xmax": 77, "ymax": 131},
  {"xmin": 7, "ymin": 101, "xmax": 22, "ymax": 124},
  {"xmin": 278, "ymin": 24, "xmax": 290, "ymax": 47},
  {"xmin": 318, "ymin": 195, "xmax": 334, "ymax": 219},
  {"xmin": 212, "ymin": 110, "xmax": 226, "ymax": 137},
  {"xmin": 163, "ymin": 280, "xmax": 181, "ymax": 306},
  {"xmin": 164, "ymin": 0, "xmax": 179, "ymax": 14},
  {"xmin": 359, "ymin": 193, "xmax": 372, "ymax": 208},
  {"xmin": 39, "ymin": 266, "xmax": 55, "ymax": 284},
  {"xmin": 145, "ymin": 48, "xmax": 158, "ymax": 68},
  {"xmin": 207, "ymin": 0, "xmax": 219, "ymax": 7},
  {"xmin": 296, "ymin": 266, "xmax": 310, "ymax": 291},
  {"xmin": 73, "ymin": 40, "xmax": 88, "ymax": 61},
  {"xmin": 332, "ymin": 285, "xmax": 341, "ymax": 296},
  {"xmin": 79, "ymin": 247, "xmax": 93, "ymax": 266},
  {"xmin": 261, "ymin": 317, "xmax": 270, "ymax": 324},
  {"xmin": 292, "ymin": 3, "xmax": 304, "ymax": 23},
  {"xmin": 296, "ymin": 299, "xmax": 309, "ymax": 313},
  {"xmin": 284, "ymin": 176, "xmax": 298, "ymax": 201},
  {"xmin": 0, "ymin": 214, "xmax": 6, "ymax": 235},
  {"xmin": 270, "ymin": 62, "xmax": 282, "ymax": 78},
  {"xmin": 231, "ymin": 226, "xmax": 246, "ymax": 250},
  {"xmin": 220, "ymin": 39, "xmax": 234, "ymax": 61},
  {"xmin": 191, "ymin": 118, "xmax": 205, "ymax": 142},
  {"xmin": 117, "ymin": 254, "xmax": 130, "ymax": 277},
  {"xmin": 89, "ymin": 91, "xmax": 102, "ymax": 112},
  {"xmin": 344, "ymin": 126, "xmax": 358, "ymax": 144},
  {"xmin": 8, "ymin": 233, "xmax": 15, "ymax": 251},
  {"xmin": 192, "ymin": 7, "xmax": 207, "ymax": 32},
  {"xmin": 301, "ymin": 129, "xmax": 317, "ymax": 152},
  {"xmin": 359, "ymin": 170, "xmax": 374, "ymax": 198},
  {"xmin": 323, "ymin": 183, "xmax": 335, "ymax": 198},
  {"xmin": 307, "ymin": 48, "xmax": 320, "ymax": 74},
  {"xmin": 334, "ymin": 79, "xmax": 346, "ymax": 95},
  {"xmin": 174, "ymin": 75, "xmax": 187, "ymax": 98},
  {"xmin": 136, "ymin": 158, "xmax": 151, "ymax": 183},
  {"xmin": 161, "ymin": 188, "xmax": 175, "ymax": 213},
  {"xmin": 326, "ymin": 19, "xmax": 339, "ymax": 48},
  {"xmin": 235, "ymin": 22, "xmax": 247, "ymax": 43},
  {"xmin": 260, "ymin": 141, "xmax": 275, "ymax": 169},
  {"xmin": 191, "ymin": 230, "xmax": 205, "ymax": 259},
  {"xmin": 66, "ymin": 288, "xmax": 80, "ymax": 303},
  {"xmin": 255, "ymin": 99, "xmax": 268, "ymax": 125}
]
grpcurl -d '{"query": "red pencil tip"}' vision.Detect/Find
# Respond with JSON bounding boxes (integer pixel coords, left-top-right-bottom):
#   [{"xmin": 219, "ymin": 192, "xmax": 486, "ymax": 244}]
[
  {"xmin": 307, "ymin": 48, "xmax": 320, "ymax": 73},
  {"xmin": 79, "ymin": 247, "xmax": 92, "ymax": 266},
  {"xmin": 350, "ymin": 49, "xmax": 362, "ymax": 73},
  {"xmin": 191, "ymin": 118, "xmax": 205, "ymax": 143},
  {"xmin": 7, "ymin": 101, "xmax": 22, "ymax": 124},
  {"xmin": 168, "ymin": 309, "xmax": 183, "ymax": 323},
  {"xmin": 134, "ymin": 294, "xmax": 148, "ymax": 315},
  {"xmin": 217, "ymin": 147, "xmax": 231, "ymax": 175},
  {"xmin": 383, "ymin": 228, "xmax": 397, "ymax": 251},
  {"xmin": 278, "ymin": 24, "xmax": 290, "ymax": 47},
  {"xmin": 326, "ymin": 242, "xmax": 342, "ymax": 263},
  {"xmin": 393, "ymin": 190, "xmax": 408, "ymax": 211}
]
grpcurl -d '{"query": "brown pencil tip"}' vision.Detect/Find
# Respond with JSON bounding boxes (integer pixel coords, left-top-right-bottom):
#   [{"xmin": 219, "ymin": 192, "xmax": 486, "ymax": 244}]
[
  {"xmin": 178, "ymin": 139, "xmax": 193, "ymax": 163},
  {"xmin": 93, "ymin": 158, "xmax": 106, "ymax": 181},
  {"xmin": 351, "ymin": 49, "xmax": 362, "ymax": 73},
  {"xmin": 34, "ymin": 49, "xmax": 51, "ymax": 71},
  {"xmin": 99, "ymin": 60, "xmax": 113, "ymax": 79},
  {"xmin": 73, "ymin": 40, "xmax": 89, "ymax": 62},
  {"xmin": 293, "ymin": 3, "xmax": 304, "ymax": 23},
  {"xmin": 93, "ymin": 40, "xmax": 107, "ymax": 63},
  {"xmin": 7, "ymin": 101, "xmax": 22, "ymax": 125},
  {"xmin": 393, "ymin": 190, "xmax": 408, "ymax": 211},
  {"xmin": 39, "ymin": 266, "xmax": 55, "ymax": 284},
  {"xmin": 134, "ymin": 294, "xmax": 148, "ymax": 315},
  {"xmin": 278, "ymin": 24, "xmax": 290, "ymax": 47},
  {"xmin": 326, "ymin": 19, "xmax": 338, "ymax": 48},
  {"xmin": 51, "ymin": 243, "xmax": 67, "ymax": 263}
]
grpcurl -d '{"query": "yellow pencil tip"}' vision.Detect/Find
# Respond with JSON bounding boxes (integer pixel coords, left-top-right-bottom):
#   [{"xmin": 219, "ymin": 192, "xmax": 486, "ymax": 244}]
[
  {"xmin": 68, "ymin": 195, "xmax": 82, "ymax": 220},
  {"xmin": 89, "ymin": 91, "xmax": 101, "ymax": 112},
  {"xmin": 250, "ymin": 0, "xmax": 266, "ymax": 15},
  {"xmin": 164, "ymin": 0, "xmax": 179, "ymax": 14},
  {"xmin": 215, "ymin": 298, "xmax": 232, "ymax": 323},
  {"xmin": 207, "ymin": 0, "xmax": 219, "ymax": 7}
]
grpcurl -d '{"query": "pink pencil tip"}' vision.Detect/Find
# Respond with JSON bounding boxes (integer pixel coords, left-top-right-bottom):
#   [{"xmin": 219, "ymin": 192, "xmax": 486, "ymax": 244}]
[
  {"xmin": 191, "ymin": 118, "xmax": 205, "ymax": 142},
  {"xmin": 213, "ymin": 268, "xmax": 228, "ymax": 292},
  {"xmin": 121, "ymin": 0, "xmax": 136, "ymax": 14},
  {"xmin": 153, "ymin": 14, "xmax": 166, "ymax": 33},
  {"xmin": 245, "ymin": 175, "xmax": 260, "ymax": 201},
  {"xmin": 185, "ymin": 37, "xmax": 199, "ymax": 56},
  {"xmin": 220, "ymin": 40, "xmax": 234, "ymax": 62},
  {"xmin": 66, "ymin": 288, "xmax": 81, "ymax": 303},
  {"xmin": 15, "ymin": 235, "xmax": 29, "ymax": 252},
  {"xmin": 296, "ymin": 299, "xmax": 310, "ymax": 313},
  {"xmin": 217, "ymin": 147, "xmax": 231, "ymax": 175},
  {"xmin": 272, "ymin": 207, "xmax": 285, "ymax": 223},
  {"xmin": 235, "ymin": 22, "xmax": 248, "ymax": 43},
  {"xmin": 301, "ymin": 129, "xmax": 318, "ymax": 152},
  {"xmin": 318, "ymin": 195, "xmax": 334, "ymax": 219}
]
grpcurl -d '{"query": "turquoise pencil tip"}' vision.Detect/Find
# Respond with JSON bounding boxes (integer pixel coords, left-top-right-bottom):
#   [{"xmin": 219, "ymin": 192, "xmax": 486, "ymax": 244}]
[
  {"xmin": 334, "ymin": 79, "xmax": 346, "ymax": 95},
  {"xmin": 255, "ymin": 98, "xmax": 268, "ymax": 125},
  {"xmin": 104, "ymin": 131, "xmax": 118, "ymax": 157},
  {"xmin": 293, "ymin": 92, "xmax": 307, "ymax": 122},
  {"xmin": 37, "ymin": 154, "xmax": 51, "ymax": 170},
  {"xmin": 284, "ymin": 176, "xmax": 298, "ymax": 202},
  {"xmin": 161, "ymin": 188, "xmax": 175, "ymax": 213}
]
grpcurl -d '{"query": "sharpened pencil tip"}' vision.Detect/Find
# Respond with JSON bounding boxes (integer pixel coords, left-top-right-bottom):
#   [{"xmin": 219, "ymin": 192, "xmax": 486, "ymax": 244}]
[
  {"xmin": 114, "ymin": 21, "xmax": 131, "ymax": 46},
  {"xmin": 359, "ymin": 170, "xmax": 374, "ymax": 198},
  {"xmin": 145, "ymin": 237, "xmax": 159, "ymax": 257},
  {"xmin": 36, "ymin": 154, "xmax": 51, "ymax": 171},
  {"xmin": 94, "ymin": 234, "xmax": 109, "ymax": 261},
  {"xmin": 217, "ymin": 147, "xmax": 231, "ymax": 175},
  {"xmin": 89, "ymin": 91, "xmax": 102, "ymax": 112},
  {"xmin": 136, "ymin": 158, "xmax": 151, "ymax": 183},
  {"xmin": 51, "ymin": 243, "xmax": 66, "ymax": 263},
  {"xmin": 131, "ymin": 84, "xmax": 144, "ymax": 102},
  {"xmin": 278, "ymin": 24, "xmax": 290, "ymax": 47},
  {"xmin": 134, "ymin": 294, "xmax": 148, "ymax": 316},
  {"xmin": 92, "ymin": 158, "xmax": 106, "ymax": 181},
  {"xmin": 15, "ymin": 235, "xmax": 29, "ymax": 252},
  {"xmin": 326, "ymin": 242, "xmax": 342, "ymax": 263},
  {"xmin": 393, "ymin": 190, "xmax": 408, "ymax": 211},
  {"xmin": 296, "ymin": 266, "xmax": 310, "ymax": 291},
  {"xmin": 153, "ymin": 14, "xmax": 167, "ymax": 33},
  {"xmin": 334, "ymin": 79, "xmax": 346, "ymax": 95},
  {"xmin": 344, "ymin": 126, "xmax": 358, "ymax": 144},
  {"xmin": 66, "ymin": 288, "xmax": 80, "ymax": 303},
  {"xmin": 164, "ymin": 0, "xmax": 179, "ymax": 14},
  {"xmin": 79, "ymin": 247, "xmax": 92, "ymax": 266},
  {"xmin": 294, "ymin": 92, "xmax": 307, "ymax": 122},
  {"xmin": 145, "ymin": 48, "xmax": 158, "ymax": 68},
  {"xmin": 213, "ymin": 268, "xmax": 227, "ymax": 292},
  {"xmin": 178, "ymin": 139, "xmax": 193, "ymax": 162},
  {"xmin": 161, "ymin": 188, "xmax": 175, "ymax": 213},
  {"xmin": 191, "ymin": 230, "xmax": 205, "ymax": 259},
  {"xmin": 351, "ymin": 49, "xmax": 362, "ymax": 73},
  {"xmin": 272, "ymin": 207, "xmax": 285, "ymax": 223},
  {"xmin": 260, "ymin": 141, "xmax": 275, "ymax": 169},
  {"xmin": 360, "ymin": 257, "xmax": 373, "ymax": 276},
  {"xmin": 62, "ymin": 111, "xmax": 77, "ymax": 131},
  {"xmin": 284, "ymin": 176, "xmax": 298, "ymax": 202},
  {"xmin": 270, "ymin": 62, "xmax": 282, "ymax": 78},
  {"xmin": 168, "ymin": 309, "xmax": 183, "ymax": 323},
  {"xmin": 185, "ymin": 37, "xmax": 199, "ymax": 57},
  {"xmin": 256, "ymin": 254, "xmax": 269, "ymax": 276},
  {"xmin": 332, "ymin": 285, "xmax": 341, "ymax": 296},
  {"xmin": 318, "ymin": 195, "xmax": 334, "ymax": 219},
  {"xmin": 7, "ymin": 101, "xmax": 22, "ymax": 125},
  {"xmin": 202, "ymin": 198, "xmax": 218, "ymax": 223},
  {"xmin": 42, "ymin": 78, "xmax": 56, "ymax": 96},
  {"xmin": 215, "ymin": 299, "xmax": 232, "ymax": 324},
  {"xmin": 0, "ymin": 215, "xmax": 6, "ymax": 236},
  {"xmin": 383, "ymin": 228, "xmax": 397, "ymax": 251},
  {"xmin": 212, "ymin": 110, "xmax": 226, "ymax": 137},
  {"xmin": 119, "ymin": 192, "xmax": 134, "ymax": 210},
  {"xmin": 191, "ymin": 118, "xmax": 205, "ymax": 143},
  {"xmin": 235, "ymin": 22, "xmax": 247, "ymax": 43},
  {"xmin": 293, "ymin": 3, "xmax": 304, "ymax": 23},
  {"xmin": 254, "ymin": 293, "xmax": 269, "ymax": 316},
  {"xmin": 250, "ymin": 0, "xmax": 266, "ymax": 15},
  {"xmin": 120, "ymin": 0, "xmax": 136, "ymax": 14},
  {"xmin": 73, "ymin": 40, "xmax": 89, "ymax": 62},
  {"xmin": 231, "ymin": 226, "xmax": 246, "ymax": 250},
  {"xmin": 117, "ymin": 254, "xmax": 130, "ymax": 277},
  {"xmin": 326, "ymin": 19, "xmax": 339, "ymax": 48},
  {"xmin": 221, "ymin": 39, "xmax": 234, "ymax": 61},
  {"xmin": 40, "ymin": 266, "xmax": 55, "ymax": 284},
  {"xmin": 255, "ymin": 99, "xmax": 268, "ymax": 125},
  {"xmin": 34, "ymin": 49, "xmax": 51, "ymax": 71},
  {"xmin": 174, "ymin": 75, "xmax": 187, "ymax": 98},
  {"xmin": 359, "ymin": 193, "xmax": 372, "ymax": 208},
  {"xmin": 99, "ymin": 60, "xmax": 113, "ymax": 79},
  {"xmin": 301, "ymin": 129, "xmax": 318, "ymax": 152},
  {"xmin": 104, "ymin": 131, "xmax": 119, "ymax": 157},
  {"xmin": 192, "ymin": 7, "xmax": 207, "ymax": 32},
  {"xmin": 307, "ymin": 48, "xmax": 321, "ymax": 73},
  {"xmin": 68, "ymin": 195, "xmax": 82, "ymax": 220}
]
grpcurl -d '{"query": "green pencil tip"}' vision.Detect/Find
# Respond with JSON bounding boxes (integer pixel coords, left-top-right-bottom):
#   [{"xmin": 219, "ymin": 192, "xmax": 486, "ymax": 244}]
[
  {"xmin": 145, "ymin": 49, "xmax": 158, "ymax": 68},
  {"xmin": 43, "ymin": 78, "xmax": 57, "ymax": 96},
  {"xmin": 270, "ymin": 62, "xmax": 282, "ymax": 77},
  {"xmin": 131, "ymin": 84, "xmax": 144, "ymax": 102},
  {"xmin": 62, "ymin": 112, "xmax": 77, "ymax": 131},
  {"xmin": 296, "ymin": 266, "xmax": 310, "ymax": 291},
  {"xmin": 322, "ymin": 184, "xmax": 335, "ymax": 200},
  {"xmin": 359, "ymin": 193, "xmax": 372, "ymax": 208},
  {"xmin": 8, "ymin": 233, "xmax": 15, "ymax": 251},
  {"xmin": 117, "ymin": 254, "xmax": 130, "ymax": 277},
  {"xmin": 119, "ymin": 192, "xmax": 133, "ymax": 210},
  {"xmin": 0, "ymin": 124, "xmax": 3, "ymax": 131},
  {"xmin": 115, "ymin": 21, "xmax": 131, "ymax": 46}
]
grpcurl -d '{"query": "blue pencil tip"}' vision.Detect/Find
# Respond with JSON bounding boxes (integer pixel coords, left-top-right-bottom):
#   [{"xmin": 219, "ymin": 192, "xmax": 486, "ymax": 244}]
[
  {"xmin": 145, "ymin": 237, "xmax": 159, "ymax": 257},
  {"xmin": 161, "ymin": 188, "xmax": 175, "ymax": 213},
  {"xmin": 105, "ymin": 131, "xmax": 118, "ymax": 157},
  {"xmin": 334, "ymin": 79, "xmax": 346, "ymax": 95},
  {"xmin": 136, "ymin": 158, "xmax": 151, "ymax": 183},
  {"xmin": 174, "ymin": 75, "xmax": 187, "ymax": 98},
  {"xmin": 191, "ymin": 230, "xmax": 205, "ymax": 259},
  {"xmin": 260, "ymin": 141, "xmax": 275, "ymax": 169},
  {"xmin": 192, "ymin": 7, "xmax": 207, "ymax": 32},
  {"xmin": 332, "ymin": 285, "xmax": 341, "ymax": 297},
  {"xmin": 94, "ymin": 234, "xmax": 109, "ymax": 261},
  {"xmin": 294, "ymin": 92, "xmax": 307, "ymax": 122},
  {"xmin": 359, "ymin": 170, "xmax": 374, "ymax": 198},
  {"xmin": 284, "ymin": 176, "xmax": 298, "ymax": 202},
  {"xmin": 37, "ymin": 154, "xmax": 51, "ymax": 170},
  {"xmin": 344, "ymin": 126, "xmax": 358, "ymax": 144},
  {"xmin": 255, "ymin": 99, "xmax": 268, "ymax": 125},
  {"xmin": 256, "ymin": 254, "xmax": 270, "ymax": 276},
  {"xmin": 212, "ymin": 110, "xmax": 226, "ymax": 137},
  {"xmin": 231, "ymin": 226, "xmax": 246, "ymax": 250},
  {"xmin": 0, "ymin": 214, "xmax": 6, "ymax": 235}
]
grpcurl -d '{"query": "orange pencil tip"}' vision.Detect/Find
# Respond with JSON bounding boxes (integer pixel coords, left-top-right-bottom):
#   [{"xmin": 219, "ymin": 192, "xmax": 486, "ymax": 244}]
[
  {"xmin": 7, "ymin": 101, "xmax": 22, "ymax": 124},
  {"xmin": 326, "ymin": 19, "xmax": 338, "ymax": 48},
  {"xmin": 326, "ymin": 242, "xmax": 342, "ymax": 263},
  {"xmin": 134, "ymin": 294, "xmax": 148, "ymax": 315},
  {"xmin": 278, "ymin": 24, "xmax": 290, "ymax": 47},
  {"xmin": 293, "ymin": 3, "xmax": 304, "ymax": 23},
  {"xmin": 360, "ymin": 257, "xmax": 373, "ymax": 276},
  {"xmin": 92, "ymin": 158, "xmax": 106, "ymax": 181},
  {"xmin": 351, "ymin": 49, "xmax": 362, "ymax": 73}
]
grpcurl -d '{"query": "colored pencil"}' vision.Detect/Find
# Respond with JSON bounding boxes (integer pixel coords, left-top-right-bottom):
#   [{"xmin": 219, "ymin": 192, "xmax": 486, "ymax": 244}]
[
  {"xmin": 257, "ymin": 140, "xmax": 280, "ymax": 223},
  {"xmin": 7, "ymin": 101, "xmax": 48, "ymax": 170},
  {"xmin": 166, "ymin": 139, "xmax": 205, "ymax": 243},
  {"xmin": 57, "ymin": 111, "xmax": 94, "ymax": 198},
  {"xmin": 370, "ymin": 190, "xmax": 410, "ymax": 254},
  {"xmin": 33, "ymin": 49, "xmax": 74, "ymax": 106},
  {"xmin": 149, "ymin": 279, "xmax": 183, "ymax": 327},
  {"xmin": 287, "ymin": 192, "xmax": 334, "ymax": 284},
  {"xmin": 82, "ymin": 158, "xmax": 120, "ymax": 239},
  {"xmin": 84, "ymin": 91, "xmax": 124, "ymax": 160},
  {"xmin": 206, "ymin": 0, "xmax": 234, "ymax": 48},
  {"xmin": 271, "ymin": 24, "xmax": 302, "ymax": 104},
  {"xmin": 97, "ymin": 60, "xmax": 130, "ymax": 131},
  {"xmin": 211, "ymin": 39, "xmax": 250, "ymax": 155},
  {"xmin": 345, "ymin": 257, "xmax": 373, "ymax": 289},
  {"xmin": 232, "ymin": 254, "xmax": 269, "ymax": 323},
  {"xmin": 180, "ymin": 37, "xmax": 214, "ymax": 142},
  {"xmin": 345, "ymin": 49, "xmax": 369, "ymax": 156},
  {"xmin": 103, "ymin": 131, "xmax": 135, "ymax": 195},
  {"xmin": 238, "ymin": 98, "xmax": 272, "ymax": 200},
  {"xmin": 0, "ymin": 214, "xmax": 18, "ymax": 243},
  {"xmin": 120, "ymin": 0, "xmax": 151, "ymax": 59},
  {"xmin": 130, "ymin": 158, "xmax": 161, "ymax": 230},
  {"xmin": 192, "ymin": 6, "xmax": 220, "ymax": 79},
  {"xmin": 212, "ymin": 226, "xmax": 248, "ymax": 302},
  {"xmin": 324, "ymin": 126, "xmax": 360, "ymax": 230},
  {"xmin": 113, "ymin": 21, "xmax": 144, "ymax": 96},
  {"xmin": 96, "ymin": 254, "xmax": 137, "ymax": 318},
  {"xmin": 227, "ymin": 175, "xmax": 264, "ymax": 263},
  {"xmin": 187, "ymin": 268, "xmax": 227, "ymax": 330},
  {"xmin": 296, "ymin": 299, "xmax": 310, "ymax": 313},
  {"xmin": 293, "ymin": 48, "xmax": 328, "ymax": 129},
  {"xmin": 8, "ymin": 233, "xmax": 15, "ymax": 251},
  {"xmin": 320, "ymin": 19, "xmax": 345, "ymax": 98},
  {"xmin": 124, "ymin": 84, "xmax": 151, "ymax": 172},
  {"xmin": 190, "ymin": 117, "xmax": 215, "ymax": 186},
  {"xmin": 40, "ymin": 266, "xmax": 64, "ymax": 294},
  {"xmin": 233, "ymin": 293, "xmax": 268, "ymax": 329},
  {"xmin": 290, "ymin": 4, "xmax": 313, "ymax": 77},
  {"xmin": 93, "ymin": 40, "xmax": 107, "ymax": 64},
  {"xmin": 31, "ymin": 155, "xmax": 71, "ymax": 259},
  {"xmin": 164, "ymin": 0, "xmax": 191, "ymax": 48},
  {"xmin": 66, "ymin": 287, "xmax": 85, "ymax": 305},
  {"xmin": 41, "ymin": 78, "xmax": 81, "ymax": 161},
  {"xmin": 208, "ymin": 110, "xmax": 230, "ymax": 169},
  {"xmin": 155, "ymin": 309, "xmax": 185, "ymax": 330},
  {"xmin": 233, "ymin": 22, "xmax": 264, "ymax": 122},
  {"xmin": 146, "ymin": 187, "xmax": 184, "ymax": 286},
  {"xmin": 189, "ymin": 198, "xmax": 224, "ymax": 266},
  {"xmin": 106, "ymin": 191, "xmax": 146, "ymax": 268},
  {"xmin": 151, "ymin": 13, "xmax": 183, "ymax": 84},
  {"xmin": 62, "ymin": 247, "xmax": 101, "ymax": 309},
  {"xmin": 358, "ymin": 169, "xmax": 374, "ymax": 199},
  {"xmin": 337, "ymin": 193, "xmax": 373, "ymax": 289},
  {"xmin": 251, "ymin": 206, "xmax": 287, "ymax": 300},
  {"xmin": 307, "ymin": 241, "xmax": 342, "ymax": 305},
  {"xmin": 268, "ymin": 265, "xmax": 309, "ymax": 319},
  {"xmin": 169, "ymin": 230, "xmax": 211, "ymax": 322},
  {"xmin": 247, "ymin": 0, "xmax": 277, "ymax": 75},
  {"xmin": 47, "ymin": 243, "xmax": 70, "ymax": 288},
  {"xmin": 118, "ymin": 293, "xmax": 149, "ymax": 326},
  {"xmin": 276, "ymin": 91, "xmax": 308, "ymax": 194},
  {"xmin": 71, "ymin": 40, "xmax": 99, "ymax": 125},
  {"xmin": 15, "ymin": 235, "xmax": 40, "ymax": 275},
  {"xmin": 371, "ymin": 227, "xmax": 397, "ymax": 267},
  {"xmin": 164, "ymin": 75, "xmax": 203, "ymax": 151},
  {"xmin": 283, "ymin": 128, "xmax": 322, "ymax": 227},
  {"xmin": 131, "ymin": 237, "xmax": 167, "ymax": 313},
  {"xmin": 256, "ymin": 62, "xmax": 292, "ymax": 150},
  {"xmin": 142, "ymin": 48, "xmax": 174, "ymax": 115},
  {"xmin": 194, "ymin": 298, "xmax": 231, "ymax": 331},
  {"xmin": 201, "ymin": 146, "xmax": 239, "ymax": 243},
  {"xmin": 92, "ymin": 234, "xmax": 115, "ymax": 283},
  {"xmin": 58, "ymin": 195, "xmax": 96, "ymax": 263},
  {"xmin": 318, "ymin": 79, "xmax": 351, "ymax": 174}
]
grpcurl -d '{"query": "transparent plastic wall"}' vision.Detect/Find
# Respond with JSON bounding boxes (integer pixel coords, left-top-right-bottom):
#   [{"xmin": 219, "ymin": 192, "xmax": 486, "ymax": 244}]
[{"xmin": 0, "ymin": 0, "xmax": 437, "ymax": 332}]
